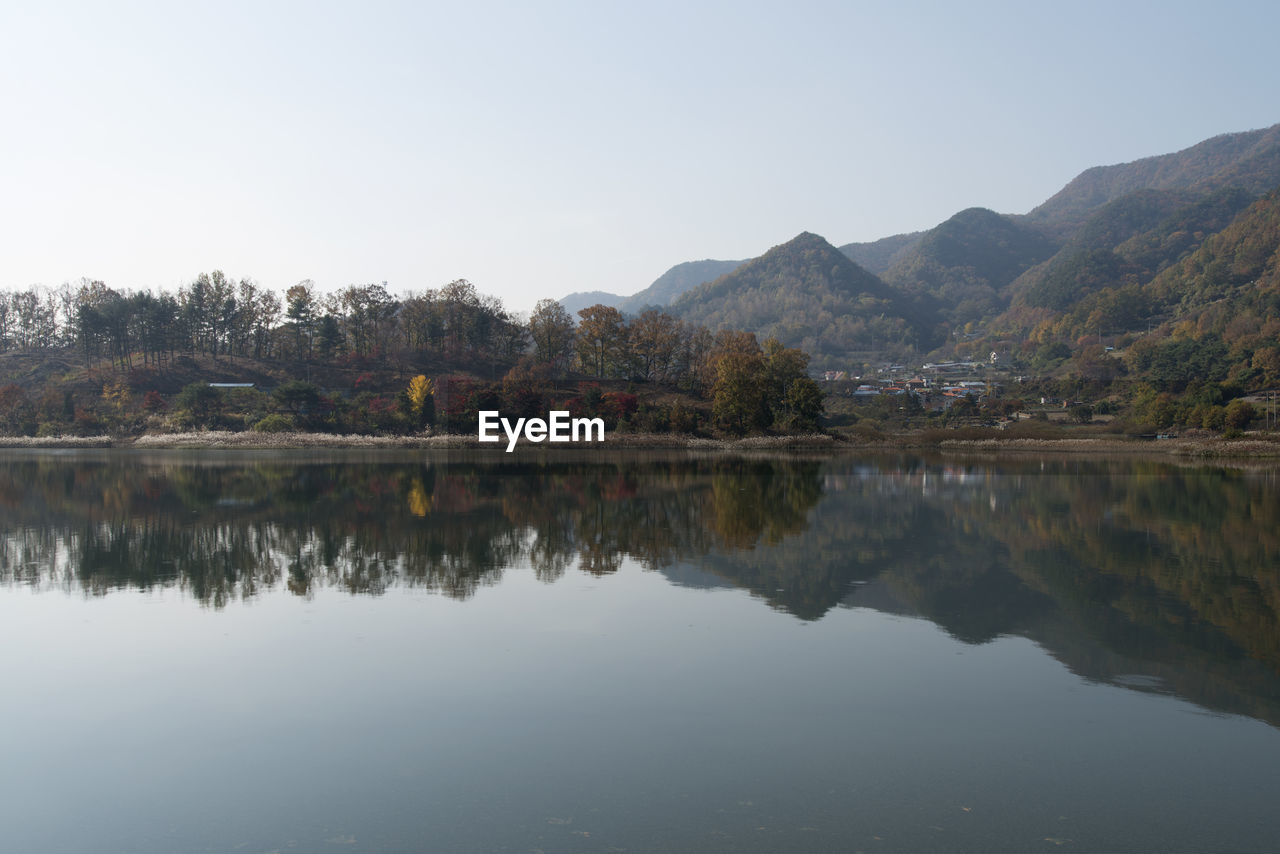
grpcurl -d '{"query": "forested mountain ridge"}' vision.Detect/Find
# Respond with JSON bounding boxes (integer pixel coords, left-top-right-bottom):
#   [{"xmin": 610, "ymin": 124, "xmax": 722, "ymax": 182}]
[
  {"xmin": 630, "ymin": 125, "xmax": 1280, "ymax": 367},
  {"xmin": 559, "ymin": 259, "xmax": 744, "ymax": 318},
  {"xmin": 882, "ymin": 207, "xmax": 1059, "ymax": 324},
  {"xmin": 1006, "ymin": 186, "xmax": 1259, "ymax": 314},
  {"xmin": 974, "ymin": 186, "xmax": 1280, "ymax": 421},
  {"xmin": 1141, "ymin": 186, "xmax": 1280, "ymax": 328},
  {"xmin": 1027, "ymin": 123, "xmax": 1280, "ymax": 236},
  {"xmin": 838, "ymin": 231, "xmax": 923, "ymax": 274},
  {"xmin": 669, "ymin": 232, "xmax": 939, "ymax": 369},
  {"xmin": 619, "ymin": 259, "xmax": 744, "ymax": 312},
  {"xmin": 559, "ymin": 290, "xmax": 625, "ymax": 315}
]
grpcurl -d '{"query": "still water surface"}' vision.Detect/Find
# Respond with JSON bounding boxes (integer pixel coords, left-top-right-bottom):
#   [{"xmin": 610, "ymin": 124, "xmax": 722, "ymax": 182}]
[{"xmin": 1, "ymin": 450, "xmax": 1278, "ymax": 853}]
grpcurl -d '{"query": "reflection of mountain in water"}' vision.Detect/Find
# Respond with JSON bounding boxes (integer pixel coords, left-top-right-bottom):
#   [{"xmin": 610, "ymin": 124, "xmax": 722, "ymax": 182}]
[
  {"xmin": 1, "ymin": 451, "xmax": 1278, "ymax": 728},
  {"xmin": 686, "ymin": 457, "xmax": 1280, "ymax": 729}
]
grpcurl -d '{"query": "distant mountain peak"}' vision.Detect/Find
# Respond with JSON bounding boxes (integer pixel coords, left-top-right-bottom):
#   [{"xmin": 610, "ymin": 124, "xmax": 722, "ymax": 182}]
[{"xmin": 783, "ymin": 231, "xmax": 831, "ymax": 248}]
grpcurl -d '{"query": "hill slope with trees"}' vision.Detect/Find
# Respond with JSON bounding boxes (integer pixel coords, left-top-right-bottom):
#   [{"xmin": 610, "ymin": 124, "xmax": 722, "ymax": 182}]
[
  {"xmin": 1027, "ymin": 123, "xmax": 1280, "ymax": 236},
  {"xmin": 670, "ymin": 232, "xmax": 939, "ymax": 369}
]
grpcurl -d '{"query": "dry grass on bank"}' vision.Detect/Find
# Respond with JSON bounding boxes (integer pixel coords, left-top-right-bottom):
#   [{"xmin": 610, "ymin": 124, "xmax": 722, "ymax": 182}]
[
  {"xmin": 934, "ymin": 436, "xmax": 1280, "ymax": 457},
  {"xmin": 0, "ymin": 435, "xmax": 115, "ymax": 448},
  {"xmin": 0, "ymin": 430, "xmax": 840, "ymax": 451},
  {"xmin": 3, "ymin": 429, "xmax": 1277, "ymax": 458}
]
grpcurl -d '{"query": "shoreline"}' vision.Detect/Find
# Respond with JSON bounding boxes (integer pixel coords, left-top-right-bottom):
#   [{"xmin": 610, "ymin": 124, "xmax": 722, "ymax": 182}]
[
  {"xmin": 1, "ymin": 430, "xmax": 1280, "ymax": 458},
  {"xmin": 0, "ymin": 430, "xmax": 841, "ymax": 452}
]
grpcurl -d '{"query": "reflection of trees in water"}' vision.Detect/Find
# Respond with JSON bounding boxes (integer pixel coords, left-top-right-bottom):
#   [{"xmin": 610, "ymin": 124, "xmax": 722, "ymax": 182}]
[
  {"xmin": 0, "ymin": 454, "xmax": 824, "ymax": 606},
  {"xmin": 3, "ymin": 452, "xmax": 1279, "ymax": 725}
]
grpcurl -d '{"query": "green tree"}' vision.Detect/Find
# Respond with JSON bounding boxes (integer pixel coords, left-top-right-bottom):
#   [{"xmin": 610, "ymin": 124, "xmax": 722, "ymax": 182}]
[
  {"xmin": 315, "ymin": 314, "xmax": 344, "ymax": 359},
  {"xmin": 273, "ymin": 380, "xmax": 322, "ymax": 415},
  {"xmin": 285, "ymin": 281, "xmax": 316, "ymax": 360},
  {"xmin": 760, "ymin": 337, "xmax": 824, "ymax": 430},
  {"xmin": 175, "ymin": 382, "xmax": 223, "ymax": 427}
]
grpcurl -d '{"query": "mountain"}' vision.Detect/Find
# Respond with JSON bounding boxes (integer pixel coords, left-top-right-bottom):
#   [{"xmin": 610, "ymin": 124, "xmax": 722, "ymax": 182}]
[
  {"xmin": 559, "ymin": 290, "xmax": 625, "ymax": 316},
  {"xmin": 1011, "ymin": 189, "xmax": 1201, "ymax": 311},
  {"xmin": 567, "ymin": 122, "xmax": 1280, "ymax": 388},
  {"xmin": 559, "ymin": 259, "xmax": 743, "ymax": 318},
  {"xmin": 882, "ymin": 207, "xmax": 1059, "ymax": 324},
  {"xmin": 839, "ymin": 231, "xmax": 923, "ymax": 274},
  {"xmin": 976, "ymin": 185, "xmax": 1280, "ymax": 395},
  {"xmin": 1144, "ymin": 186, "xmax": 1280, "ymax": 318},
  {"xmin": 1010, "ymin": 185, "xmax": 1266, "ymax": 314},
  {"xmin": 1028, "ymin": 123, "xmax": 1280, "ymax": 236},
  {"xmin": 670, "ymin": 231, "xmax": 938, "ymax": 368},
  {"xmin": 619, "ymin": 259, "xmax": 744, "ymax": 313},
  {"xmin": 1114, "ymin": 186, "xmax": 1257, "ymax": 274}
]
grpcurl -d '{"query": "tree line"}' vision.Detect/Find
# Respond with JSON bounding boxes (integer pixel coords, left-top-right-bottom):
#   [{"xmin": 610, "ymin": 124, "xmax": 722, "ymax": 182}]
[{"xmin": 0, "ymin": 274, "xmax": 823, "ymax": 436}]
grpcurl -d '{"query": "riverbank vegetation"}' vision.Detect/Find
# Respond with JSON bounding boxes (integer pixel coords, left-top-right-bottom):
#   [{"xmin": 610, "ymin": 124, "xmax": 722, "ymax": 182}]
[{"xmin": 0, "ymin": 277, "xmax": 822, "ymax": 441}]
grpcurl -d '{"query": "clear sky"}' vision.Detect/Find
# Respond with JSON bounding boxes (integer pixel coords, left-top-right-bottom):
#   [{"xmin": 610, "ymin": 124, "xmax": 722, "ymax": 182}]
[{"xmin": 2, "ymin": 0, "xmax": 1277, "ymax": 312}]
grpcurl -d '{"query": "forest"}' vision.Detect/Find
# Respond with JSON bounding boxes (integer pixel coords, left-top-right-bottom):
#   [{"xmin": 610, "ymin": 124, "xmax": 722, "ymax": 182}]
[{"xmin": 0, "ymin": 275, "xmax": 822, "ymax": 439}]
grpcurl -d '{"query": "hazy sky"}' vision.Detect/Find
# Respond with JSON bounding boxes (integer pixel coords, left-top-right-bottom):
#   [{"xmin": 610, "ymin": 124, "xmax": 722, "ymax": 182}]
[{"xmin": 2, "ymin": 0, "xmax": 1277, "ymax": 311}]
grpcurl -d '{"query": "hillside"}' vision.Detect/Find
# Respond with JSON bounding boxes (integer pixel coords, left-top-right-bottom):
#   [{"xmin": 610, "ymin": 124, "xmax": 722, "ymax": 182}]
[
  {"xmin": 1003, "ymin": 186, "xmax": 1262, "ymax": 315},
  {"xmin": 559, "ymin": 259, "xmax": 744, "ymax": 318},
  {"xmin": 559, "ymin": 289, "xmax": 625, "ymax": 315},
  {"xmin": 1144, "ymin": 186, "xmax": 1280, "ymax": 318},
  {"xmin": 563, "ymin": 124, "xmax": 1280, "ymax": 365},
  {"xmin": 670, "ymin": 232, "xmax": 938, "ymax": 368},
  {"xmin": 1115, "ymin": 186, "xmax": 1257, "ymax": 274},
  {"xmin": 973, "ymin": 185, "xmax": 1280, "ymax": 411},
  {"xmin": 839, "ymin": 231, "xmax": 923, "ymax": 274},
  {"xmin": 619, "ymin": 258, "xmax": 744, "ymax": 313},
  {"xmin": 882, "ymin": 207, "xmax": 1059, "ymax": 324},
  {"xmin": 1028, "ymin": 123, "xmax": 1280, "ymax": 236}
]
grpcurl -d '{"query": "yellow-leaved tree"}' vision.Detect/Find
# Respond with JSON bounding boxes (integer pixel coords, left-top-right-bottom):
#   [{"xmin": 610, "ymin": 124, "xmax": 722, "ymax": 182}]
[{"xmin": 407, "ymin": 375, "xmax": 434, "ymax": 427}]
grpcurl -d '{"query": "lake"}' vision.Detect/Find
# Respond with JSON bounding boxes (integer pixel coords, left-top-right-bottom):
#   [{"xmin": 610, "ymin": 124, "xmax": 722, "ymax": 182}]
[{"xmin": 1, "ymin": 450, "xmax": 1278, "ymax": 853}]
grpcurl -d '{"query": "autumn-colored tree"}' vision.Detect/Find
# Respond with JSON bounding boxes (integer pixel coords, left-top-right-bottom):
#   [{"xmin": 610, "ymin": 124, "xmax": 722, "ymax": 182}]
[
  {"xmin": 501, "ymin": 362, "xmax": 550, "ymax": 418},
  {"xmin": 101, "ymin": 378, "xmax": 134, "ymax": 432},
  {"xmin": 711, "ymin": 334, "xmax": 769, "ymax": 434},
  {"xmin": 528, "ymin": 299, "xmax": 576, "ymax": 374},
  {"xmin": 1224, "ymin": 399, "xmax": 1256, "ymax": 430},
  {"xmin": 628, "ymin": 309, "xmax": 682, "ymax": 382},
  {"xmin": 0, "ymin": 385, "xmax": 36, "ymax": 435},
  {"xmin": 338, "ymin": 283, "xmax": 396, "ymax": 357},
  {"xmin": 576, "ymin": 304, "xmax": 626, "ymax": 378},
  {"xmin": 406, "ymin": 375, "xmax": 435, "ymax": 426}
]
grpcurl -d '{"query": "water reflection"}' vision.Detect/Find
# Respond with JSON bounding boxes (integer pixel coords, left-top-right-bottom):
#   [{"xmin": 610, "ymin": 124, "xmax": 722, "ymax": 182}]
[
  {"xmin": 0, "ymin": 452, "xmax": 822, "ymax": 605},
  {"xmin": 2, "ymin": 450, "xmax": 1278, "ymax": 727}
]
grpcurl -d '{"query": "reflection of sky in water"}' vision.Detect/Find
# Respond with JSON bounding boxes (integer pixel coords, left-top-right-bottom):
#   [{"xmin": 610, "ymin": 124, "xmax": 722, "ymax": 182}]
[
  {"xmin": 3, "ymin": 556, "xmax": 1280, "ymax": 853},
  {"xmin": 2, "ymin": 451, "xmax": 1279, "ymax": 851}
]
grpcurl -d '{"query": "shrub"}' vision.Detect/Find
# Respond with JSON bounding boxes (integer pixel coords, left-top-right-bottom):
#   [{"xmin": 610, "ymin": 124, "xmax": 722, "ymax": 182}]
[
  {"xmin": 253, "ymin": 414, "xmax": 296, "ymax": 433},
  {"xmin": 1224, "ymin": 399, "xmax": 1256, "ymax": 430}
]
